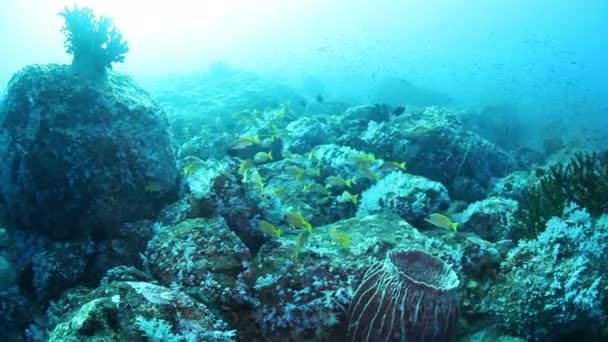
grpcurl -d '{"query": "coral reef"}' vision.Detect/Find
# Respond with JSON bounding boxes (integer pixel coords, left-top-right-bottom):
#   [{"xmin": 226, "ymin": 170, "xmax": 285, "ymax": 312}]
[
  {"xmin": 284, "ymin": 117, "xmax": 332, "ymax": 154},
  {"xmin": 143, "ymin": 217, "xmax": 251, "ymax": 308},
  {"xmin": 485, "ymin": 208, "xmax": 608, "ymax": 340},
  {"xmin": 338, "ymin": 106, "xmax": 515, "ymax": 201},
  {"xmin": 519, "ymin": 151, "xmax": 608, "ymax": 238},
  {"xmin": 1, "ymin": 7, "xmax": 605, "ymax": 339},
  {"xmin": 44, "ymin": 279, "xmax": 235, "ymax": 341},
  {"xmin": 247, "ymin": 213, "xmax": 472, "ymax": 340}
]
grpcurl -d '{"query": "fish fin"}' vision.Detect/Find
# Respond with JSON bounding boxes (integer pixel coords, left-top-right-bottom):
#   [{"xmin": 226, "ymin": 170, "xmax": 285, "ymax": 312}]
[{"xmin": 452, "ymin": 222, "xmax": 458, "ymax": 232}]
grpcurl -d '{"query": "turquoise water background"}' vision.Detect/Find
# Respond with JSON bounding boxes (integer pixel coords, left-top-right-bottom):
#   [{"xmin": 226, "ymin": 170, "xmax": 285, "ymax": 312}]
[{"xmin": 1, "ymin": 0, "xmax": 606, "ymax": 140}]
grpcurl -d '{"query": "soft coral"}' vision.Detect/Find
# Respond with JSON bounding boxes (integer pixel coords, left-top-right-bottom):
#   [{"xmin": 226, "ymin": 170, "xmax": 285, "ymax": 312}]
[{"xmin": 58, "ymin": 5, "xmax": 129, "ymax": 79}]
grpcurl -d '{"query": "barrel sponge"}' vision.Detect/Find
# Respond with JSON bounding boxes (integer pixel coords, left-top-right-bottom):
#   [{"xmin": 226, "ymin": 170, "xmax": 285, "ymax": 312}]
[{"xmin": 348, "ymin": 249, "xmax": 460, "ymax": 342}]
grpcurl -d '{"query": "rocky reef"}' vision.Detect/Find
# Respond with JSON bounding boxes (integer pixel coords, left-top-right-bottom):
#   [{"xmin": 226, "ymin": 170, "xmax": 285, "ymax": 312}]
[{"xmin": 0, "ymin": 5, "xmax": 606, "ymax": 342}]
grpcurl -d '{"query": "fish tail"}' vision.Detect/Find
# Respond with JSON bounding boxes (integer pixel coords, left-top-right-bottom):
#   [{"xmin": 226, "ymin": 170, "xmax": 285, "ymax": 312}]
[{"xmin": 452, "ymin": 222, "xmax": 458, "ymax": 232}]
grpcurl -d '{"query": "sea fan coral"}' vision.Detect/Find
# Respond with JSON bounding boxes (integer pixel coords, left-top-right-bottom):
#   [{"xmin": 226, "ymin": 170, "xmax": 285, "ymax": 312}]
[{"xmin": 348, "ymin": 249, "xmax": 460, "ymax": 342}]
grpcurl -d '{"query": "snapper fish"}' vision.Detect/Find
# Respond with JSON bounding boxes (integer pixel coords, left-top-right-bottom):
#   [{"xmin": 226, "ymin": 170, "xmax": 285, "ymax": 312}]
[
  {"xmin": 285, "ymin": 211, "xmax": 313, "ymax": 233},
  {"xmin": 258, "ymin": 220, "xmax": 282, "ymax": 238},
  {"xmin": 230, "ymin": 135, "xmax": 261, "ymax": 150},
  {"xmin": 254, "ymin": 151, "xmax": 273, "ymax": 163},
  {"xmin": 425, "ymin": 213, "xmax": 458, "ymax": 232}
]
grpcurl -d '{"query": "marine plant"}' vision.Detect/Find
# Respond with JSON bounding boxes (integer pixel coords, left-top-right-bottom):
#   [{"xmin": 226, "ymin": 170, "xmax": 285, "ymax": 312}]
[
  {"xmin": 58, "ymin": 5, "xmax": 129, "ymax": 78},
  {"xmin": 520, "ymin": 151, "xmax": 608, "ymax": 238}
]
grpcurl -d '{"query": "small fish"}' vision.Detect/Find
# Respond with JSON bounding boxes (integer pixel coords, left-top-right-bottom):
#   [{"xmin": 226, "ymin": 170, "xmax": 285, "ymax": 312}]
[
  {"xmin": 392, "ymin": 106, "xmax": 406, "ymax": 116},
  {"xmin": 380, "ymin": 161, "xmax": 407, "ymax": 172},
  {"xmin": 316, "ymin": 45, "xmax": 330, "ymax": 53},
  {"xmin": 329, "ymin": 227, "xmax": 350, "ymax": 249},
  {"xmin": 294, "ymin": 230, "xmax": 310, "ymax": 260},
  {"xmin": 308, "ymin": 147, "xmax": 320, "ymax": 162},
  {"xmin": 285, "ymin": 165, "xmax": 307, "ymax": 181},
  {"xmin": 237, "ymin": 117, "xmax": 255, "ymax": 126},
  {"xmin": 183, "ymin": 161, "xmax": 203, "ymax": 177},
  {"xmin": 357, "ymin": 167, "xmax": 380, "ymax": 182},
  {"xmin": 261, "ymin": 136, "xmax": 277, "ymax": 148},
  {"xmin": 410, "ymin": 125, "xmax": 433, "ymax": 135},
  {"xmin": 144, "ymin": 179, "xmax": 163, "ymax": 192},
  {"xmin": 232, "ymin": 109, "xmax": 250, "ymax": 118},
  {"xmin": 425, "ymin": 213, "xmax": 458, "ymax": 232},
  {"xmin": 230, "ymin": 135, "xmax": 261, "ymax": 150},
  {"xmin": 272, "ymin": 187, "xmax": 290, "ymax": 199},
  {"xmin": 270, "ymin": 124, "xmax": 289, "ymax": 138},
  {"xmin": 249, "ymin": 170, "xmax": 265, "ymax": 192},
  {"xmin": 306, "ymin": 167, "xmax": 321, "ymax": 177},
  {"xmin": 254, "ymin": 151, "xmax": 273, "ymax": 163},
  {"xmin": 315, "ymin": 94, "xmax": 324, "ymax": 103},
  {"xmin": 258, "ymin": 220, "xmax": 282, "ymax": 238},
  {"xmin": 276, "ymin": 104, "xmax": 290, "ymax": 119},
  {"xmin": 238, "ymin": 160, "xmax": 255, "ymax": 183},
  {"xmin": 183, "ymin": 155, "xmax": 205, "ymax": 163},
  {"xmin": 285, "ymin": 211, "xmax": 313, "ymax": 233},
  {"xmin": 303, "ymin": 182, "xmax": 330, "ymax": 196},
  {"xmin": 466, "ymin": 279, "xmax": 479, "ymax": 289},
  {"xmin": 351, "ymin": 152, "xmax": 376, "ymax": 167},
  {"xmin": 325, "ymin": 176, "xmax": 354, "ymax": 188},
  {"xmin": 339, "ymin": 191, "xmax": 359, "ymax": 205}
]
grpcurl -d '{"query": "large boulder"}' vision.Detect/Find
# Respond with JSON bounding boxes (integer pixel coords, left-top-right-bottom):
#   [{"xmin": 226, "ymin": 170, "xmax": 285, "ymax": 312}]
[
  {"xmin": 336, "ymin": 106, "xmax": 516, "ymax": 202},
  {"xmin": 485, "ymin": 209, "xmax": 608, "ymax": 340},
  {"xmin": 0, "ymin": 64, "xmax": 178, "ymax": 239},
  {"xmin": 44, "ymin": 279, "xmax": 235, "ymax": 342},
  {"xmin": 357, "ymin": 172, "xmax": 450, "ymax": 226}
]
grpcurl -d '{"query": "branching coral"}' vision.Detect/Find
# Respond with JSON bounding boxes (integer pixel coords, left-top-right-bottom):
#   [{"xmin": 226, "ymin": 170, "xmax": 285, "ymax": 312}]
[
  {"xmin": 58, "ymin": 5, "xmax": 129, "ymax": 78},
  {"xmin": 520, "ymin": 151, "xmax": 608, "ymax": 238}
]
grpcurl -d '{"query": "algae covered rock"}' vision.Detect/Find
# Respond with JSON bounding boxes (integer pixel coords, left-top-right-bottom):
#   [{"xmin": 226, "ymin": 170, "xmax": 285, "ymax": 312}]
[
  {"xmin": 339, "ymin": 103, "xmax": 391, "ymax": 127},
  {"xmin": 394, "ymin": 107, "xmax": 515, "ymax": 201},
  {"xmin": 485, "ymin": 209, "xmax": 608, "ymax": 340},
  {"xmin": 284, "ymin": 116, "xmax": 332, "ymax": 154},
  {"xmin": 46, "ymin": 280, "xmax": 235, "ymax": 342},
  {"xmin": 459, "ymin": 196, "xmax": 525, "ymax": 242},
  {"xmin": 143, "ymin": 217, "xmax": 251, "ymax": 307},
  {"xmin": 357, "ymin": 171, "xmax": 450, "ymax": 225},
  {"xmin": 0, "ymin": 64, "xmax": 178, "ymax": 239},
  {"xmin": 337, "ymin": 106, "xmax": 515, "ymax": 201}
]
